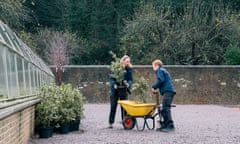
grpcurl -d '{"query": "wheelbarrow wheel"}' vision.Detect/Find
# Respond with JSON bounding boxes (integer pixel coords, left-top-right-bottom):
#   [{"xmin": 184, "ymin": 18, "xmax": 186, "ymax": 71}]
[{"xmin": 122, "ymin": 116, "xmax": 136, "ymax": 130}]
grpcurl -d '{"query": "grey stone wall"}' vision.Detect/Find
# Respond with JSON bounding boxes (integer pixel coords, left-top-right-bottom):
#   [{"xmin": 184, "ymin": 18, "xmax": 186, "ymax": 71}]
[{"xmin": 50, "ymin": 65, "xmax": 240, "ymax": 104}]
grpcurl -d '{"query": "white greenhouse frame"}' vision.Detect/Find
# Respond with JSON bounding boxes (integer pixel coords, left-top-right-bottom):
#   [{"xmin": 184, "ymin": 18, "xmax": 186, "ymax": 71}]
[{"xmin": 0, "ymin": 20, "xmax": 54, "ymax": 107}]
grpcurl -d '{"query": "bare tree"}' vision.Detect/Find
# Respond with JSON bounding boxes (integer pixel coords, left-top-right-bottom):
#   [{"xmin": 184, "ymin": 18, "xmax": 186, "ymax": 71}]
[
  {"xmin": 46, "ymin": 31, "xmax": 70, "ymax": 66},
  {"xmin": 45, "ymin": 30, "xmax": 77, "ymax": 86}
]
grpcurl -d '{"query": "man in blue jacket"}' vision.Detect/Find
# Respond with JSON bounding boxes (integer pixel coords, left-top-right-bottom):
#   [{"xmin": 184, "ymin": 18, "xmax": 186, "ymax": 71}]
[{"xmin": 152, "ymin": 59, "xmax": 176, "ymax": 132}]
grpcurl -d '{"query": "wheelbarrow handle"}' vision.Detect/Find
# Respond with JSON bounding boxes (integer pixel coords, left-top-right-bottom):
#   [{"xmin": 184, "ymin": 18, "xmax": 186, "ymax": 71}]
[{"xmin": 153, "ymin": 92, "xmax": 160, "ymax": 106}]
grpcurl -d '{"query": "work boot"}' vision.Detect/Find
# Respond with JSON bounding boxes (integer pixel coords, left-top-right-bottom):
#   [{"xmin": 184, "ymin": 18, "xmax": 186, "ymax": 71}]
[
  {"xmin": 156, "ymin": 121, "xmax": 166, "ymax": 131},
  {"xmin": 159, "ymin": 123, "xmax": 175, "ymax": 132},
  {"xmin": 107, "ymin": 123, "xmax": 113, "ymax": 129}
]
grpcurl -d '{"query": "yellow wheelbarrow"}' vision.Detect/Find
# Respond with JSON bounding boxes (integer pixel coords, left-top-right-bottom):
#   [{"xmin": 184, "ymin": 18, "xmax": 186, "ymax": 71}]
[
  {"xmin": 118, "ymin": 100, "xmax": 157, "ymax": 131},
  {"xmin": 118, "ymin": 92, "xmax": 176, "ymax": 131}
]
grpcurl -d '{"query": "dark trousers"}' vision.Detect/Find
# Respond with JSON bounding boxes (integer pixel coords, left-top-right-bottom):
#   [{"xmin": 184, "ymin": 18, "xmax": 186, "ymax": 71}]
[
  {"xmin": 161, "ymin": 92, "xmax": 175, "ymax": 125},
  {"xmin": 109, "ymin": 87, "xmax": 128, "ymax": 124}
]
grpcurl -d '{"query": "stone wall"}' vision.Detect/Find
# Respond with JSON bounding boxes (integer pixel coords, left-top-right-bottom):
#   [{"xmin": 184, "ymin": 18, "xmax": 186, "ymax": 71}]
[{"xmin": 51, "ymin": 65, "xmax": 240, "ymax": 104}]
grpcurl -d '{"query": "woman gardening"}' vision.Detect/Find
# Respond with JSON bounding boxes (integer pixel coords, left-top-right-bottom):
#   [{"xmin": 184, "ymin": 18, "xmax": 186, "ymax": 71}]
[{"xmin": 108, "ymin": 55, "xmax": 133, "ymax": 128}]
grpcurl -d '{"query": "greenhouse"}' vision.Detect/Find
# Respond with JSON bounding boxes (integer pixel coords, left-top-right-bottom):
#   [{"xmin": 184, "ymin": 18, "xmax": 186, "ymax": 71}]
[{"xmin": 0, "ymin": 20, "xmax": 54, "ymax": 107}]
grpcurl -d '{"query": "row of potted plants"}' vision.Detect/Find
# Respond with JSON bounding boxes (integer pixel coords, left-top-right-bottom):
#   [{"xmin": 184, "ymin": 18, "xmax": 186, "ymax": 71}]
[{"xmin": 35, "ymin": 83, "xmax": 84, "ymax": 138}]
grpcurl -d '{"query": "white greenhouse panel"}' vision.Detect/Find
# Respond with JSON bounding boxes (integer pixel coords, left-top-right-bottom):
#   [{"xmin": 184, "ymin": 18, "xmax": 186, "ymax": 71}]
[{"xmin": 0, "ymin": 20, "xmax": 54, "ymax": 103}]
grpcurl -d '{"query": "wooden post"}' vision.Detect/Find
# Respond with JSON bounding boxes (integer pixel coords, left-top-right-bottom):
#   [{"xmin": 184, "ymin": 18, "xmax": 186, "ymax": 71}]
[{"xmin": 56, "ymin": 64, "xmax": 63, "ymax": 86}]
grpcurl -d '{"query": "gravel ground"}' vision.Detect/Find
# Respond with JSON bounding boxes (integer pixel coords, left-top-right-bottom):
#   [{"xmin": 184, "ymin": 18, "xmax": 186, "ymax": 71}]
[{"xmin": 29, "ymin": 104, "xmax": 240, "ymax": 144}]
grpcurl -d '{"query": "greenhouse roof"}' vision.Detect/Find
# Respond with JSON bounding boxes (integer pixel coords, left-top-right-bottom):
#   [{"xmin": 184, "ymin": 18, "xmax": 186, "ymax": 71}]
[{"xmin": 0, "ymin": 20, "xmax": 53, "ymax": 76}]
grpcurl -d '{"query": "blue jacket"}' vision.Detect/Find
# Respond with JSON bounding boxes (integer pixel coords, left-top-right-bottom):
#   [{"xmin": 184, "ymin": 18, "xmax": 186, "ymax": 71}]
[{"xmin": 152, "ymin": 67, "xmax": 176, "ymax": 95}]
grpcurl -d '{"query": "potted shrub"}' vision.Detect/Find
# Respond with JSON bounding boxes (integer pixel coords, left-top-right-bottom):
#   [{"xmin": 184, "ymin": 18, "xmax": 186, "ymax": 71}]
[
  {"xmin": 55, "ymin": 84, "xmax": 85, "ymax": 133},
  {"xmin": 55, "ymin": 84, "xmax": 75, "ymax": 134},
  {"xmin": 57, "ymin": 106, "xmax": 75, "ymax": 134},
  {"xmin": 69, "ymin": 88, "xmax": 84, "ymax": 131},
  {"xmin": 35, "ymin": 84, "xmax": 58, "ymax": 138}
]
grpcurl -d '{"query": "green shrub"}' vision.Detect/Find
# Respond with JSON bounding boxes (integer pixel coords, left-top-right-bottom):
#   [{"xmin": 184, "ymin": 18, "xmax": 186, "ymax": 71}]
[
  {"xmin": 109, "ymin": 51, "xmax": 125, "ymax": 84},
  {"xmin": 35, "ymin": 83, "xmax": 59, "ymax": 127},
  {"xmin": 132, "ymin": 76, "xmax": 151, "ymax": 103},
  {"xmin": 56, "ymin": 84, "xmax": 85, "ymax": 123},
  {"xmin": 35, "ymin": 83, "xmax": 85, "ymax": 127},
  {"xmin": 224, "ymin": 46, "xmax": 240, "ymax": 65}
]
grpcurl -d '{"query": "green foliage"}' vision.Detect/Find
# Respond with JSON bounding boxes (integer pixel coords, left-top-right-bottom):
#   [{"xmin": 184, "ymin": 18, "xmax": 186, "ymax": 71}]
[
  {"xmin": 55, "ymin": 84, "xmax": 75, "ymax": 123},
  {"xmin": 0, "ymin": 93, "xmax": 7, "ymax": 99},
  {"xmin": 224, "ymin": 45, "xmax": 240, "ymax": 65},
  {"xmin": 120, "ymin": 2, "xmax": 171, "ymax": 64},
  {"xmin": 24, "ymin": 0, "xmax": 68, "ymax": 30},
  {"xmin": 0, "ymin": 0, "xmax": 31, "ymax": 30},
  {"xmin": 132, "ymin": 76, "xmax": 151, "ymax": 103},
  {"xmin": 72, "ymin": 88, "xmax": 85, "ymax": 118},
  {"xmin": 6, "ymin": 0, "xmax": 240, "ymax": 65},
  {"xmin": 109, "ymin": 51, "xmax": 124, "ymax": 83},
  {"xmin": 35, "ymin": 83, "xmax": 59, "ymax": 127},
  {"xmin": 121, "ymin": 0, "xmax": 240, "ymax": 65},
  {"xmin": 22, "ymin": 0, "xmax": 142, "ymax": 65},
  {"xmin": 35, "ymin": 83, "xmax": 85, "ymax": 127},
  {"xmin": 56, "ymin": 84, "xmax": 85, "ymax": 123}
]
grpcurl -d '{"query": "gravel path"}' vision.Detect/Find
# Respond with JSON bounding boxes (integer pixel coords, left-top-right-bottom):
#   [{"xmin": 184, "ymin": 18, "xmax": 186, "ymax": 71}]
[{"xmin": 29, "ymin": 104, "xmax": 240, "ymax": 144}]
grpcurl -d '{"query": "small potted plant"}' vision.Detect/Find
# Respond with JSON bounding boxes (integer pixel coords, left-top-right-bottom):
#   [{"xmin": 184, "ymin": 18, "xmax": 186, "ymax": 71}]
[
  {"xmin": 109, "ymin": 51, "xmax": 125, "ymax": 85},
  {"xmin": 132, "ymin": 76, "xmax": 151, "ymax": 103}
]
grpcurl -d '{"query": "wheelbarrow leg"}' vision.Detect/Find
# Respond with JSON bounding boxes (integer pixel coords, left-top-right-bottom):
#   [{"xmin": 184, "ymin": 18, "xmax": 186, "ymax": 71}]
[
  {"xmin": 121, "ymin": 107, "xmax": 127, "ymax": 121},
  {"xmin": 157, "ymin": 105, "xmax": 166, "ymax": 128},
  {"xmin": 154, "ymin": 92, "xmax": 165, "ymax": 129}
]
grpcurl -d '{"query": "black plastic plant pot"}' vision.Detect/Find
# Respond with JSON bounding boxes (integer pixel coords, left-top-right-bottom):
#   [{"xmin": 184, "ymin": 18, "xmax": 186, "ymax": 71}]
[
  {"xmin": 38, "ymin": 126, "xmax": 54, "ymax": 138},
  {"xmin": 117, "ymin": 86, "xmax": 128, "ymax": 99},
  {"xmin": 60, "ymin": 122, "xmax": 70, "ymax": 134},
  {"xmin": 69, "ymin": 119, "xmax": 80, "ymax": 132}
]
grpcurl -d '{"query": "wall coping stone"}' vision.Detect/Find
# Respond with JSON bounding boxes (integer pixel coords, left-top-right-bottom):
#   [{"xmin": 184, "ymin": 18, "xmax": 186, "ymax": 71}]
[
  {"xmin": 49, "ymin": 65, "xmax": 240, "ymax": 69},
  {"xmin": 0, "ymin": 98, "xmax": 39, "ymax": 120}
]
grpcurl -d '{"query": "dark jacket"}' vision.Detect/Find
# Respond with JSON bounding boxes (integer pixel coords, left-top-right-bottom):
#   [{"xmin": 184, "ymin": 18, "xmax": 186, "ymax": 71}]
[
  {"xmin": 152, "ymin": 67, "xmax": 176, "ymax": 95},
  {"xmin": 110, "ymin": 66, "xmax": 133, "ymax": 94},
  {"xmin": 123, "ymin": 67, "xmax": 133, "ymax": 89}
]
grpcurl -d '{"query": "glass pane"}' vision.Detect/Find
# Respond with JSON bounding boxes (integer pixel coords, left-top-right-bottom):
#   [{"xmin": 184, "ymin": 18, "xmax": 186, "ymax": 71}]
[
  {"xmin": 6, "ymin": 50, "xmax": 18, "ymax": 98},
  {"xmin": 39, "ymin": 71, "xmax": 43, "ymax": 86},
  {"xmin": 37, "ymin": 69, "xmax": 41, "ymax": 92},
  {"xmin": 25, "ymin": 61, "xmax": 30, "ymax": 95},
  {"xmin": 12, "ymin": 34, "xmax": 23, "ymax": 54},
  {"xmin": 34, "ymin": 66, "xmax": 38, "ymax": 94},
  {"xmin": 17, "ymin": 56, "xmax": 26, "ymax": 96},
  {"xmin": 0, "ymin": 25, "xmax": 12, "ymax": 47},
  {"xmin": 0, "ymin": 32, "xmax": 4, "ymax": 41},
  {"xmin": 0, "ymin": 47, "xmax": 8, "ymax": 99},
  {"xmin": 30, "ymin": 64, "xmax": 35, "ymax": 94}
]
